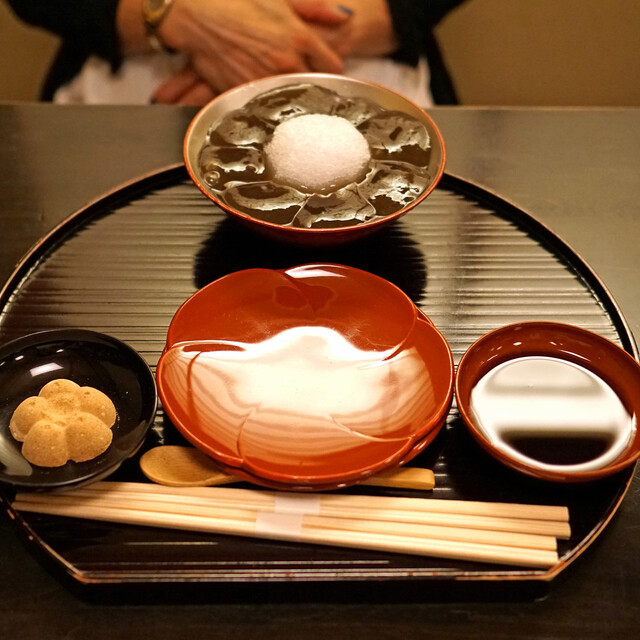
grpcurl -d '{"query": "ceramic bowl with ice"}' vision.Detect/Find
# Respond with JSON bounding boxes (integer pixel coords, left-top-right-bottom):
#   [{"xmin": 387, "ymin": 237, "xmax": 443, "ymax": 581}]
[{"xmin": 184, "ymin": 73, "xmax": 445, "ymax": 245}]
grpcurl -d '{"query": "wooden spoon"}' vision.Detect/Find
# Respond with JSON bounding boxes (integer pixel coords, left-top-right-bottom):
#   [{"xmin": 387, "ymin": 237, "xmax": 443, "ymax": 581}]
[
  {"xmin": 139, "ymin": 445, "xmax": 435, "ymax": 490},
  {"xmin": 139, "ymin": 446, "xmax": 237, "ymax": 487}
]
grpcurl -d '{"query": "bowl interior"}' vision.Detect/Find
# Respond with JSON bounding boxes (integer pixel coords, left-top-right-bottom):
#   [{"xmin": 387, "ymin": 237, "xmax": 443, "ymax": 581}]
[
  {"xmin": 455, "ymin": 322, "xmax": 640, "ymax": 482},
  {"xmin": 0, "ymin": 329, "xmax": 157, "ymax": 490},
  {"xmin": 184, "ymin": 73, "xmax": 445, "ymax": 242}
]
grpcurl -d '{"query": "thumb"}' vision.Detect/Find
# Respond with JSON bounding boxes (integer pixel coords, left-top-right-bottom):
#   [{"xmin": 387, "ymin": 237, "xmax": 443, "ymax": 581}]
[{"xmin": 290, "ymin": 0, "xmax": 353, "ymax": 25}]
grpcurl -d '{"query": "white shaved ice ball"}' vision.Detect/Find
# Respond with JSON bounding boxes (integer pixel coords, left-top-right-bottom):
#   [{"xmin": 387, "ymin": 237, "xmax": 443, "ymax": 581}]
[{"xmin": 265, "ymin": 114, "xmax": 371, "ymax": 194}]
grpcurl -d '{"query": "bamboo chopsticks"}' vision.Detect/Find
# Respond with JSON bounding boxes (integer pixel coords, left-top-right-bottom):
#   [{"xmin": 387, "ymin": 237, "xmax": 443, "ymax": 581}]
[{"xmin": 12, "ymin": 482, "xmax": 570, "ymax": 569}]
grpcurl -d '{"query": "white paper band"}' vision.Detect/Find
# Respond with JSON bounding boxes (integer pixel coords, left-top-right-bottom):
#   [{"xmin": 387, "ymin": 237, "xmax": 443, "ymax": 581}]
[
  {"xmin": 255, "ymin": 511, "xmax": 304, "ymax": 540},
  {"xmin": 273, "ymin": 493, "xmax": 321, "ymax": 515}
]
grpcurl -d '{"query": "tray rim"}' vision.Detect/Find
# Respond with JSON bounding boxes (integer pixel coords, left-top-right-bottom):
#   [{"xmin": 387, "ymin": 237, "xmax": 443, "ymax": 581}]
[{"xmin": 0, "ymin": 165, "xmax": 636, "ymax": 595}]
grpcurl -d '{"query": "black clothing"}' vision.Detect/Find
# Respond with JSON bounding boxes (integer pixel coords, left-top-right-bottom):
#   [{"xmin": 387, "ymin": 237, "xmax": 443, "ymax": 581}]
[
  {"xmin": 7, "ymin": 0, "xmax": 121, "ymax": 100},
  {"xmin": 387, "ymin": 0, "xmax": 465, "ymax": 104}
]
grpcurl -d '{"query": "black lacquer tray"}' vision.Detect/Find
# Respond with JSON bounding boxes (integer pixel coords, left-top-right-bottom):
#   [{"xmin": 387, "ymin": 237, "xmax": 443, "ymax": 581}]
[{"xmin": 0, "ymin": 166, "xmax": 636, "ymax": 602}]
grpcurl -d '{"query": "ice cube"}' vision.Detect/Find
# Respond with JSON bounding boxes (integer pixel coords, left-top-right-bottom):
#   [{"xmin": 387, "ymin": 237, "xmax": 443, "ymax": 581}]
[
  {"xmin": 333, "ymin": 96, "xmax": 382, "ymax": 126},
  {"xmin": 358, "ymin": 162, "xmax": 430, "ymax": 217},
  {"xmin": 245, "ymin": 84, "xmax": 340, "ymax": 125},
  {"xmin": 293, "ymin": 186, "xmax": 377, "ymax": 229},
  {"xmin": 199, "ymin": 145, "xmax": 265, "ymax": 190},
  {"xmin": 359, "ymin": 112, "xmax": 431, "ymax": 165},
  {"xmin": 224, "ymin": 182, "xmax": 307, "ymax": 225},
  {"xmin": 208, "ymin": 109, "xmax": 274, "ymax": 147}
]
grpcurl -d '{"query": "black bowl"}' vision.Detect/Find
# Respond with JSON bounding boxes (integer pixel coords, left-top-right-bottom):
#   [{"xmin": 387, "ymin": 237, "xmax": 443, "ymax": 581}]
[{"xmin": 0, "ymin": 329, "xmax": 157, "ymax": 490}]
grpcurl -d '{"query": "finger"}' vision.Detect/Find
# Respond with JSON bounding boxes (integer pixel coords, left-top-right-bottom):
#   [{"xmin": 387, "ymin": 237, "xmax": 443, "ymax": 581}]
[
  {"xmin": 195, "ymin": 50, "xmax": 271, "ymax": 95},
  {"xmin": 177, "ymin": 83, "xmax": 217, "ymax": 106},
  {"xmin": 300, "ymin": 32, "xmax": 344, "ymax": 73},
  {"xmin": 264, "ymin": 49, "xmax": 310, "ymax": 74},
  {"xmin": 152, "ymin": 66, "xmax": 200, "ymax": 104},
  {"xmin": 223, "ymin": 48, "xmax": 273, "ymax": 83},
  {"xmin": 223, "ymin": 28, "xmax": 310, "ymax": 76},
  {"xmin": 308, "ymin": 24, "xmax": 349, "ymax": 54},
  {"xmin": 290, "ymin": 0, "xmax": 353, "ymax": 24}
]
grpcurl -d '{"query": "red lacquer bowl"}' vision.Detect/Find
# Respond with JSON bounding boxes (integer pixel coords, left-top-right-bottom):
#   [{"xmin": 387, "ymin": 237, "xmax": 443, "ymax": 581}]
[
  {"xmin": 157, "ymin": 264, "xmax": 454, "ymax": 490},
  {"xmin": 455, "ymin": 322, "xmax": 640, "ymax": 483},
  {"xmin": 184, "ymin": 73, "xmax": 445, "ymax": 246}
]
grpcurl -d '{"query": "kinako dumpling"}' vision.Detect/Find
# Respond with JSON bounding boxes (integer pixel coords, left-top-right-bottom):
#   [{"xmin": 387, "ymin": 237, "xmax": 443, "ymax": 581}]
[{"xmin": 9, "ymin": 378, "xmax": 117, "ymax": 467}]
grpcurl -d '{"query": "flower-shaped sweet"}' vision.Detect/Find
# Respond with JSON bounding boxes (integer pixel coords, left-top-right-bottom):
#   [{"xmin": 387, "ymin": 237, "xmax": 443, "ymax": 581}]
[
  {"xmin": 10, "ymin": 379, "xmax": 117, "ymax": 467},
  {"xmin": 157, "ymin": 264, "xmax": 454, "ymax": 489}
]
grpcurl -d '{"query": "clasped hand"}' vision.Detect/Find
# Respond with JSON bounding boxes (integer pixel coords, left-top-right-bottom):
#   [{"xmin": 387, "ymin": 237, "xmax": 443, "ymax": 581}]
[{"xmin": 148, "ymin": 0, "xmax": 396, "ymax": 105}]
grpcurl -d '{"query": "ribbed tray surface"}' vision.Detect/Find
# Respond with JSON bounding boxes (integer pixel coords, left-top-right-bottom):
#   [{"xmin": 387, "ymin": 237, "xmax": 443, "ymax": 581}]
[{"xmin": 0, "ymin": 170, "xmax": 632, "ymax": 592}]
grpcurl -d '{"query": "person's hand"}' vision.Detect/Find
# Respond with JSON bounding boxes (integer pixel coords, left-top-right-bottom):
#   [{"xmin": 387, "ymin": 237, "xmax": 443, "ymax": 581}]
[
  {"xmin": 148, "ymin": 0, "xmax": 352, "ymax": 105},
  {"xmin": 291, "ymin": 0, "xmax": 398, "ymax": 58},
  {"xmin": 152, "ymin": 66, "xmax": 217, "ymax": 106},
  {"xmin": 286, "ymin": 0, "xmax": 354, "ymax": 25},
  {"xmin": 117, "ymin": 0, "xmax": 353, "ymax": 105},
  {"xmin": 156, "ymin": 0, "xmax": 345, "ymax": 96}
]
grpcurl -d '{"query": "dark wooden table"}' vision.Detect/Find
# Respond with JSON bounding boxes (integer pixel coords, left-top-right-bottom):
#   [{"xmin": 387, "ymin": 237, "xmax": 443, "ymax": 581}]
[{"xmin": 0, "ymin": 104, "xmax": 638, "ymax": 639}]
